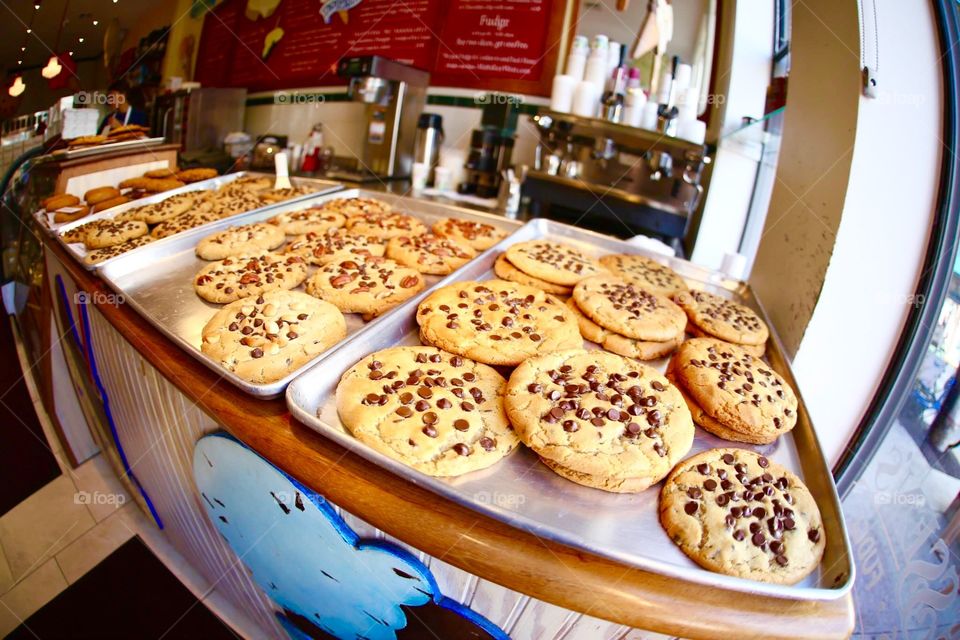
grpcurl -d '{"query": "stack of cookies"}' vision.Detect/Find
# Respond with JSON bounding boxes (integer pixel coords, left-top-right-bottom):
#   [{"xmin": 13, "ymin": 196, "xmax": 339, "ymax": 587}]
[
  {"xmin": 567, "ymin": 275, "xmax": 687, "ymax": 360},
  {"xmin": 666, "ymin": 338, "xmax": 798, "ymax": 444},
  {"xmin": 493, "ymin": 240, "xmax": 606, "ymax": 296},
  {"xmin": 674, "ymin": 289, "xmax": 769, "ymax": 356}
]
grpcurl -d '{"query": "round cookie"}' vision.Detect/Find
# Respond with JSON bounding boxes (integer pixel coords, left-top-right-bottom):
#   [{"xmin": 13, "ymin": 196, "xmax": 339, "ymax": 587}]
[
  {"xmin": 667, "ymin": 338, "xmax": 798, "ymax": 444},
  {"xmin": 137, "ymin": 192, "xmax": 203, "ymax": 224},
  {"xmin": 220, "ymin": 175, "xmax": 272, "ymax": 193},
  {"xmin": 151, "ymin": 210, "xmax": 221, "ymax": 239},
  {"xmin": 176, "ymin": 168, "xmax": 218, "ymax": 183},
  {"xmin": 432, "ymin": 218, "xmax": 508, "ymax": 251},
  {"xmin": 305, "ymin": 254, "xmax": 424, "ymax": 316},
  {"xmin": 386, "ymin": 233, "xmax": 476, "ymax": 275},
  {"xmin": 201, "ymin": 191, "xmax": 267, "ymax": 219},
  {"xmin": 416, "ymin": 279, "xmax": 583, "ymax": 366},
  {"xmin": 505, "ymin": 350, "xmax": 693, "ymax": 492},
  {"xmin": 336, "ymin": 346, "xmax": 519, "ymax": 476},
  {"xmin": 674, "ymin": 290, "xmax": 769, "ymax": 348},
  {"xmin": 322, "ymin": 197, "xmax": 392, "ymax": 219},
  {"xmin": 504, "ymin": 240, "xmax": 605, "ymax": 286},
  {"xmin": 92, "ymin": 196, "xmax": 130, "ymax": 213},
  {"xmin": 566, "ymin": 298, "xmax": 681, "ymax": 360},
  {"xmin": 201, "ymin": 290, "xmax": 346, "ymax": 383},
  {"xmin": 196, "ymin": 223, "xmax": 286, "ymax": 260},
  {"xmin": 83, "ymin": 235, "xmax": 155, "ymax": 265},
  {"xmin": 573, "ymin": 275, "xmax": 687, "ymax": 342},
  {"xmin": 493, "ymin": 253, "xmax": 572, "ymax": 296},
  {"xmin": 194, "ymin": 252, "xmax": 308, "ymax": 304},
  {"xmin": 599, "ymin": 254, "xmax": 689, "ymax": 296},
  {"xmin": 284, "ymin": 229, "xmax": 386, "ymax": 266},
  {"xmin": 269, "ymin": 206, "xmax": 345, "ymax": 235},
  {"xmin": 259, "ymin": 186, "xmax": 314, "ymax": 204},
  {"xmin": 62, "ymin": 219, "xmax": 109, "ymax": 244},
  {"xmin": 84, "ymin": 186, "xmax": 120, "ymax": 205},
  {"xmin": 687, "ymin": 323, "xmax": 766, "ymax": 357},
  {"xmin": 84, "ymin": 219, "xmax": 148, "ymax": 249},
  {"xmin": 346, "ymin": 211, "xmax": 427, "ymax": 239},
  {"xmin": 659, "ymin": 448, "xmax": 825, "ymax": 584}
]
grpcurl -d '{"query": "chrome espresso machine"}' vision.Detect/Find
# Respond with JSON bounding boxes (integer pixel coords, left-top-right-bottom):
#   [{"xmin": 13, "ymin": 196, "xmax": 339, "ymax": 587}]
[
  {"xmin": 328, "ymin": 56, "xmax": 430, "ymax": 182},
  {"xmin": 526, "ymin": 111, "xmax": 709, "ymax": 244}
]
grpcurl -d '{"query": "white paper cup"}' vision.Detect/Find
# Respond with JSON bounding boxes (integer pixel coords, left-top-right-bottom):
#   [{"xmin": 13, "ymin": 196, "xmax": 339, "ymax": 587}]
[{"xmin": 411, "ymin": 162, "xmax": 429, "ymax": 193}]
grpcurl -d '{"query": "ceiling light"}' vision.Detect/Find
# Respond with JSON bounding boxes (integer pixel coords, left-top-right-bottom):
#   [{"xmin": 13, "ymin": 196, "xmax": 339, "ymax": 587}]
[
  {"xmin": 9, "ymin": 76, "xmax": 25, "ymax": 97},
  {"xmin": 41, "ymin": 55, "xmax": 63, "ymax": 79}
]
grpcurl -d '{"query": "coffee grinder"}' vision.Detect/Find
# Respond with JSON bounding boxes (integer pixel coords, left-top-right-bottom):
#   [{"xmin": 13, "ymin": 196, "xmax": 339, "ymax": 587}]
[
  {"xmin": 328, "ymin": 56, "xmax": 430, "ymax": 182},
  {"xmin": 459, "ymin": 96, "xmax": 518, "ymax": 198}
]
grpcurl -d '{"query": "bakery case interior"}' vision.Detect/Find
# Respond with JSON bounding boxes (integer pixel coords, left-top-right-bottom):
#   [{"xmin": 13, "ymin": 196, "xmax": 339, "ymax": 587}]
[{"xmin": 0, "ymin": 0, "xmax": 958, "ymax": 638}]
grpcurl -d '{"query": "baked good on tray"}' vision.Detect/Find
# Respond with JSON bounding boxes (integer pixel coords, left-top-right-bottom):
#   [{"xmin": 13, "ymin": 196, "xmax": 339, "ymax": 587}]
[
  {"xmin": 432, "ymin": 218, "xmax": 508, "ymax": 251},
  {"xmin": 284, "ymin": 230, "xmax": 386, "ymax": 266},
  {"xmin": 151, "ymin": 210, "xmax": 221, "ymax": 239},
  {"xmin": 336, "ymin": 346, "xmax": 519, "ymax": 476},
  {"xmin": 572, "ymin": 275, "xmax": 687, "ymax": 343},
  {"xmin": 345, "ymin": 211, "xmax": 428, "ymax": 239},
  {"xmin": 201, "ymin": 290, "xmax": 345, "ymax": 383},
  {"xmin": 673, "ymin": 289, "xmax": 769, "ymax": 356},
  {"xmin": 83, "ymin": 235, "xmax": 156, "ymax": 265},
  {"xmin": 83, "ymin": 219, "xmax": 148, "ymax": 249},
  {"xmin": 269, "ymin": 206, "xmax": 345, "ymax": 235},
  {"xmin": 493, "ymin": 253, "xmax": 572, "ymax": 296},
  {"xmin": 321, "ymin": 197, "xmax": 392, "ymax": 219},
  {"xmin": 416, "ymin": 279, "xmax": 582, "ymax": 366},
  {"xmin": 305, "ymin": 253, "xmax": 424, "ymax": 317},
  {"xmin": 386, "ymin": 233, "xmax": 476, "ymax": 275},
  {"xmin": 666, "ymin": 338, "xmax": 798, "ymax": 444},
  {"xmin": 599, "ymin": 254, "xmax": 689, "ymax": 296},
  {"xmin": 504, "ymin": 240, "xmax": 606, "ymax": 287},
  {"xmin": 505, "ymin": 349, "xmax": 694, "ymax": 492},
  {"xmin": 194, "ymin": 252, "xmax": 308, "ymax": 304},
  {"xmin": 659, "ymin": 448, "xmax": 825, "ymax": 584},
  {"xmin": 565, "ymin": 298, "xmax": 682, "ymax": 361},
  {"xmin": 195, "ymin": 223, "xmax": 285, "ymax": 261}
]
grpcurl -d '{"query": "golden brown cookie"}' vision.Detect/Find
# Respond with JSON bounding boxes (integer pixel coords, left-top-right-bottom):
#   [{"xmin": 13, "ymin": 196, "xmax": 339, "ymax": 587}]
[
  {"xmin": 53, "ymin": 205, "xmax": 90, "ymax": 224},
  {"xmin": 432, "ymin": 218, "xmax": 508, "ymax": 251},
  {"xmin": 572, "ymin": 275, "xmax": 686, "ymax": 342},
  {"xmin": 566, "ymin": 298, "xmax": 681, "ymax": 360},
  {"xmin": 599, "ymin": 254, "xmax": 689, "ymax": 296},
  {"xmin": 91, "ymin": 195, "xmax": 131, "ymax": 213},
  {"xmin": 305, "ymin": 254, "xmax": 424, "ymax": 316},
  {"xmin": 43, "ymin": 194, "xmax": 80, "ymax": 210},
  {"xmin": 269, "ymin": 206, "xmax": 345, "ymax": 235},
  {"xmin": 196, "ymin": 223, "xmax": 286, "ymax": 260},
  {"xmin": 504, "ymin": 240, "xmax": 605, "ymax": 286},
  {"xmin": 176, "ymin": 168, "xmax": 219, "ymax": 183},
  {"xmin": 674, "ymin": 290, "xmax": 769, "ymax": 349},
  {"xmin": 84, "ymin": 219, "xmax": 148, "ymax": 249},
  {"xmin": 386, "ymin": 233, "xmax": 476, "ymax": 275},
  {"xmin": 151, "ymin": 210, "xmax": 222, "ymax": 239},
  {"xmin": 83, "ymin": 235, "xmax": 156, "ymax": 265},
  {"xmin": 284, "ymin": 230, "xmax": 386, "ymax": 266},
  {"xmin": 84, "ymin": 187, "xmax": 121, "ymax": 205},
  {"xmin": 346, "ymin": 211, "xmax": 428, "ymax": 239},
  {"xmin": 194, "ymin": 253, "xmax": 308, "ymax": 304},
  {"xmin": 493, "ymin": 253, "xmax": 572, "ymax": 296}
]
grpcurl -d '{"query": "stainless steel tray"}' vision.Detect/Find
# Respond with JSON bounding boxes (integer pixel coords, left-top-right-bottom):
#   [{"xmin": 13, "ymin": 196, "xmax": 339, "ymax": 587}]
[
  {"xmin": 53, "ymin": 172, "xmax": 342, "ymax": 270},
  {"xmin": 97, "ymin": 188, "xmax": 522, "ymax": 398},
  {"xmin": 285, "ymin": 217, "xmax": 854, "ymax": 601},
  {"xmin": 50, "ymin": 137, "xmax": 167, "ymax": 160}
]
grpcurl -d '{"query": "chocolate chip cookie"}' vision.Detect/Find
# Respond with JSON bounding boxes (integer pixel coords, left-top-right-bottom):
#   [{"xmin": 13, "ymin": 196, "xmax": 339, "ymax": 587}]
[
  {"xmin": 259, "ymin": 185, "xmax": 314, "ymax": 204},
  {"xmin": 432, "ymin": 218, "xmax": 508, "ymax": 251},
  {"xmin": 194, "ymin": 252, "xmax": 308, "ymax": 304},
  {"xmin": 504, "ymin": 240, "xmax": 605, "ymax": 286},
  {"xmin": 386, "ymin": 233, "xmax": 476, "ymax": 275},
  {"xmin": 666, "ymin": 338, "xmax": 799, "ymax": 444},
  {"xmin": 136, "ymin": 192, "xmax": 204, "ymax": 224},
  {"xmin": 196, "ymin": 223, "xmax": 286, "ymax": 260},
  {"xmin": 659, "ymin": 448, "xmax": 825, "ymax": 584},
  {"xmin": 284, "ymin": 229, "xmax": 386, "ymax": 266},
  {"xmin": 322, "ymin": 197, "xmax": 392, "ymax": 219},
  {"xmin": 83, "ymin": 235, "xmax": 156, "ymax": 265},
  {"xmin": 62, "ymin": 219, "xmax": 109, "ymax": 244},
  {"xmin": 84, "ymin": 220, "xmax": 149, "ymax": 249},
  {"xmin": 573, "ymin": 275, "xmax": 687, "ymax": 342},
  {"xmin": 305, "ymin": 254, "xmax": 424, "ymax": 316},
  {"xmin": 505, "ymin": 350, "xmax": 693, "ymax": 492},
  {"xmin": 493, "ymin": 253, "xmax": 572, "ymax": 296},
  {"xmin": 674, "ymin": 290, "xmax": 769, "ymax": 353},
  {"xmin": 566, "ymin": 299, "xmax": 681, "ymax": 360},
  {"xmin": 346, "ymin": 211, "xmax": 428, "ymax": 239},
  {"xmin": 336, "ymin": 346, "xmax": 519, "ymax": 476},
  {"xmin": 201, "ymin": 290, "xmax": 346, "ymax": 383},
  {"xmin": 599, "ymin": 254, "xmax": 689, "ymax": 296},
  {"xmin": 269, "ymin": 206, "xmax": 346, "ymax": 235},
  {"xmin": 152, "ymin": 210, "xmax": 221, "ymax": 239},
  {"xmin": 416, "ymin": 280, "xmax": 582, "ymax": 366}
]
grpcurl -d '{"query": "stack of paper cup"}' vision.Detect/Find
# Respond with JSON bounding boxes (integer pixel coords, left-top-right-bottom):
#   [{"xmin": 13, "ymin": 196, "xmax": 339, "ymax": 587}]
[
  {"xmin": 565, "ymin": 35, "xmax": 588, "ymax": 81},
  {"xmin": 572, "ymin": 81, "xmax": 600, "ymax": 117},
  {"xmin": 550, "ymin": 75, "xmax": 577, "ymax": 113}
]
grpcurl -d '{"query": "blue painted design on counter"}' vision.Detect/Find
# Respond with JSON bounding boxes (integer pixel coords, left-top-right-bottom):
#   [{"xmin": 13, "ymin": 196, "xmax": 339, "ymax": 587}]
[
  {"xmin": 75, "ymin": 296, "xmax": 164, "ymax": 529},
  {"xmin": 193, "ymin": 433, "xmax": 509, "ymax": 640}
]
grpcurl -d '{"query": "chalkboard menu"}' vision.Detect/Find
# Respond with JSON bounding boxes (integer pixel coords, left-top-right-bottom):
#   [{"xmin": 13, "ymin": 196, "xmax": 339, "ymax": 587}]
[{"xmin": 194, "ymin": 0, "xmax": 570, "ymax": 96}]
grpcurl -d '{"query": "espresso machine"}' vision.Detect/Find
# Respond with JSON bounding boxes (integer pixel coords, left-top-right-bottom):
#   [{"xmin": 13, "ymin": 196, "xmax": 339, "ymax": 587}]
[{"xmin": 328, "ymin": 56, "xmax": 429, "ymax": 182}]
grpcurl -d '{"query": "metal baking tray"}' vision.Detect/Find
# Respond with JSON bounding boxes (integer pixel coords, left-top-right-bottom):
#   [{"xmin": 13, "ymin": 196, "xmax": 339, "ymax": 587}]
[
  {"xmin": 285, "ymin": 217, "xmax": 854, "ymax": 601},
  {"xmin": 53, "ymin": 172, "xmax": 342, "ymax": 270},
  {"xmin": 97, "ymin": 188, "xmax": 522, "ymax": 398},
  {"xmin": 50, "ymin": 136, "xmax": 167, "ymax": 160}
]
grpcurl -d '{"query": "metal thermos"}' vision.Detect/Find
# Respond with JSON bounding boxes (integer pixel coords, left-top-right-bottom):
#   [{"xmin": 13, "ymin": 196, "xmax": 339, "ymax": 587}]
[{"xmin": 414, "ymin": 113, "xmax": 444, "ymax": 184}]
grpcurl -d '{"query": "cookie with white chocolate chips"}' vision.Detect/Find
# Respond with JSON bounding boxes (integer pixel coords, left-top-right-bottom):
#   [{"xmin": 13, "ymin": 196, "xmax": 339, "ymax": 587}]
[
  {"xmin": 305, "ymin": 254, "xmax": 424, "ymax": 316},
  {"xmin": 573, "ymin": 275, "xmax": 687, "ymax": 343},
  {"xmin": 659, "ymin": 448, "xmax": 825, "ymax": 584},
  {"xmin": 666, "ymin": 338, "xmax": 798, "ymax": 444},
  {"xmin": 336, "ymin": 346, "xmax": 519, "ymax": 476},
  {"xmin": 416, "ymin": 279, "xmax": 583, "ymax": 366},
  {"xmin": 674, "ymin": 289, "xmax": 769, "ymax": 353},
  {"xmin": 504, "ymin": 240, "xmax": 605, "ymax": 286},
  {"xmin": 432, "ymin": 218, "xmax": 508, "ymax": 251},
  {"xmin": 194, "ymin": 252, "xmax": 308, "ymax": 304},
  {"xmin": 386, "ymin": 233, "xmax": 476, "ymax": 275},
  {"xmin": 201, "ymin": 290, "xmax": 345, "ymax": 383},
  {"xmin": 505, "ymin": 349, "xmax": 693, "ymax": 492}
]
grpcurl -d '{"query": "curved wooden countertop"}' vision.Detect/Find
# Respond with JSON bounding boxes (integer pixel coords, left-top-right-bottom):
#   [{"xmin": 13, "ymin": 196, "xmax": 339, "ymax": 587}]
[{"xmin": 47, "ymin": 239, "xmax": 855, "ymax": 640}]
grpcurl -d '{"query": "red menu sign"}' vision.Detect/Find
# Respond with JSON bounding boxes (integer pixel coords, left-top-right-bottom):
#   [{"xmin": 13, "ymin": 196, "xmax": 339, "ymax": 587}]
[{"xmin": 193, "ymin": 0, "xmax": 565, "ymax": 95}]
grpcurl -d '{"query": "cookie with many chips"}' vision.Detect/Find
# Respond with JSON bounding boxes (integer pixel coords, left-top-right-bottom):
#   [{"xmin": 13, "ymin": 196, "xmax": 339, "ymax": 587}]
[{"xmin": 194, "ymin": 252, "xmax": 308, "ymax": 304}]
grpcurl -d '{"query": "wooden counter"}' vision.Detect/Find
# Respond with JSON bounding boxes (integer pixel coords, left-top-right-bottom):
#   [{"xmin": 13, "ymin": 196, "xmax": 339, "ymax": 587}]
[{"xmin": 46, "ymin": 238, "xmax": 855, "ymax": 639}]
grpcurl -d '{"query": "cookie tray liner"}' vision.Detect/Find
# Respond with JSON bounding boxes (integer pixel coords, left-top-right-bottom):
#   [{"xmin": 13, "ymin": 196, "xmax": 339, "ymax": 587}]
[
  {"xmin": 96, "ymin": 188, "xmax": 522, "ymax": 399},
  {"xmin": 285, "ymin": 218, "xmax": 854, "ymax": 602},
  {"xmin": 49, "ymin": 171, "xmax": 343, "ymax": 270}
]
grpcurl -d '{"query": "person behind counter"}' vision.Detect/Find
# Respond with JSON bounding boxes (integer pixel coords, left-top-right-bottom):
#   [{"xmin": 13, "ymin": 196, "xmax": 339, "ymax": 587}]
[{"xmin": 98, "ymin": 84, "xmax": 148, "ymax": 133}]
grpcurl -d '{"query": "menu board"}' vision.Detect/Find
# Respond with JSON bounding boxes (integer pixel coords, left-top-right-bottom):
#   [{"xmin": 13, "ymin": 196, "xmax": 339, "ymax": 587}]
[{"xmin": 194, "ymin": 0, "xmax": 567, "ymax": 95}]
